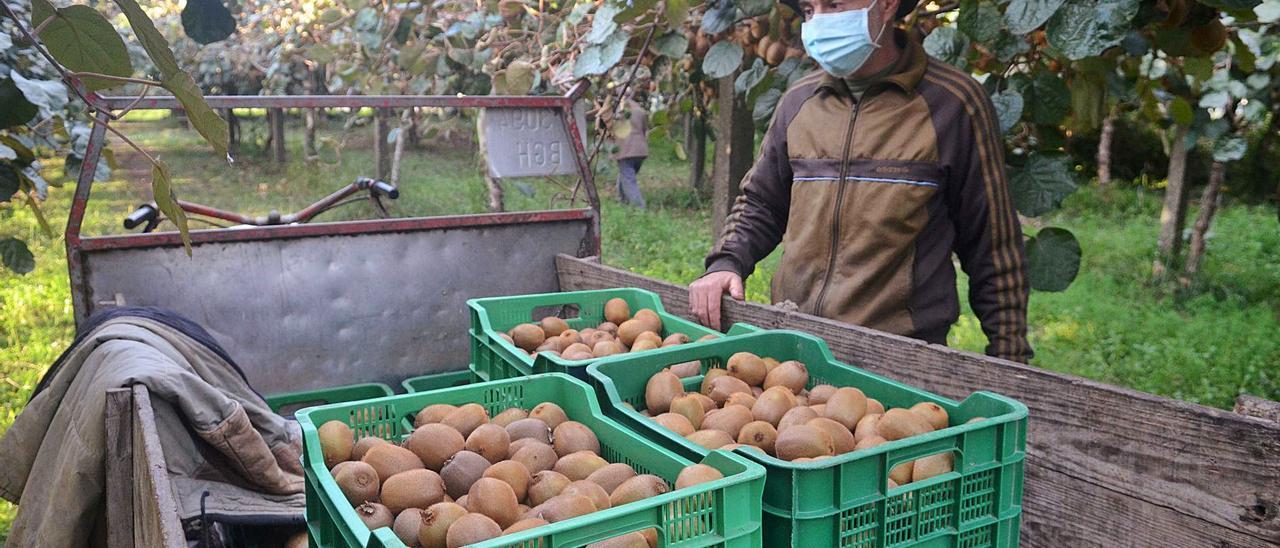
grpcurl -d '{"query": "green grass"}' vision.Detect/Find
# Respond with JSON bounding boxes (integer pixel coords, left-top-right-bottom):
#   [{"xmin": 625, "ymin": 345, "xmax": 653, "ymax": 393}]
[{"xmin": 2, "ymin": 115, "xmax": 1278, "ymax": 539}]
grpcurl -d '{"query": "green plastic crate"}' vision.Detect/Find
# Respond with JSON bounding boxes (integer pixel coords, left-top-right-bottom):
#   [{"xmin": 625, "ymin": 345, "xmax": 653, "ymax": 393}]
[
  {"xmin": 400, "ymin": 369, "xmax": 475, "ymax": 393},
  {"xmin": 586, "ymin": 329, "xmax": 1027, "ymax": 548},
  {"xmin": 296, "ymin": 373, "xmax": 766, "ymax": 548},
  {"xmin": 266, "ymin": 383, "xmax": 395, "ymax": 418},
  {"xmin": 468, "ymin": 288, "xmax": 720, "ymax": 382}
]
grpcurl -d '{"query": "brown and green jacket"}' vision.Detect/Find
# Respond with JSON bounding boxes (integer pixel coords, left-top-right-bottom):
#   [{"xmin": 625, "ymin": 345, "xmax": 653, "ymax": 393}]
[{"xmin": 705, "ymin": 30, "xmax": 1033, "ymax": 363}]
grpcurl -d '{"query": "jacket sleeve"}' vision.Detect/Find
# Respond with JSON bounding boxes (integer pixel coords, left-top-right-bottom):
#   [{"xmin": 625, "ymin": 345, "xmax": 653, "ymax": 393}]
[
  {"xmin": 947, "ymin": 93, "xmax": 1034, "ymax": 363},
  {"xmin": 703, "ymin": 100, "xmax": 794, "ymax": 279}
]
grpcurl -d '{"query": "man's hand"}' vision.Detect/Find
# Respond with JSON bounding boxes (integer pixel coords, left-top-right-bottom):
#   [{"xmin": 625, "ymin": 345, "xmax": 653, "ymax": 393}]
[{"xmin": 689, "ymin": 271, "xmax": 745, "ymax": 331}]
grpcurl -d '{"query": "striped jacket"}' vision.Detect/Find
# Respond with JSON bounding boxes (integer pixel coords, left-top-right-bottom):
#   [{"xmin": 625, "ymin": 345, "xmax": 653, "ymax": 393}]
[{"xmin": 705, "ymin": 30, "xmax": 1033, "ymax": 363}]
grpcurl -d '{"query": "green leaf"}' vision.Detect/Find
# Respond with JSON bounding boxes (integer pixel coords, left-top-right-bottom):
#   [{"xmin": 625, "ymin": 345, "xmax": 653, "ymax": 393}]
[
  {"xmin": 958, "ymin": 0, "xmax": 1001, "ymax": 43},
  {"xmin": 31, "ymin": 4, "xmax": 134, "ymax": 92},
  {"xmin": 151, "ymin": 159, "xmax": 192, "ymax": 254},
  {"xmin": 574, "ymin": 30, "xmax": 629, "ymax": 78},
  {"xmin": 585, "ymin": 2, "xmax": 622, "ymax": 44},
  {"xmin": 1004, "ymin": 0, "xmax": 1066, "ymax": 34},
  {"xmin": 653, "ymin": 32, "xmax": 688, "ymax": 59},
  {"xmin": 923, "ymin": 27, "xmax": 970, "ymax": 69},
  {"xmin": 739, "ymin": 0, "xmax": 774, "ymax": 17},
  {"xmin": 1213, "ymin": 136, "xmax": 1247, "ymax": 162},
  {"xmin": 182, "ymin": 0, "xmax": 236, "ymax": 45},
  {"xmin": 0, "ymin": 78, "xmax": 38, "ymax": 129},
  {"xmin": 991, "ymin": 89, "xmax": 1024, "ymax": 133},
  {"xmin": 0, "ymin": 163, "xmax": 19, "ymax": 202},
  {"xmin": 701, "ymin": 4, "xmax": 736, "ymax": 34},
  {"xmin": 0, "ymin": 237, "xmax": 35, "ymax": 274},
  {"xmin": 1169, "ymin": 96, "xmax": 1194, "ymax": 125},
  {"xmin": 9, "ymin": 70, "xmax": 68, "ymax": 121},
  {"xmin": 1020, "ymin": 71, "xmax": 1070, "ymax": 125},
  {"xmin": 666, "ymin": 0, "xmax": 690, "ymax": 26},
  {"xmin": 113, "ymin": 0, "xmax": 229, "ymax": 158},
  {"xmin": 0, "ymin": 145, "xmax": 15, "ymax": 161},
  {"xmin": 1045, "ymin": 0, "xmax": 1139, "ymax": 60},
  {"xmin": 1069, "ymin": 70, "xmax": 1106, "ymax": 132},
  {"xmin": 995, "ymin": 32, "xmax": 1031, "ymax": 62},
  {"xmin": 1257, "ymin": 0, "xmax": 1280, "ymax": 21},
  {"xmin": 1026, "ymin": 227, "xmax": 1080, "ymax": 292},
  {"xmin": 752, "ymin": 87, "xmax": 782, "ymax": 122},
  {"xmin": 617, "ymin": 0, "xmax": 658, "ymax": 22},
  {"xmin": 702, "ymin": 41, "xmax": 744, "ymax": 79},
  {"xmin": 1008, "ymin": 153, "xmax": 1078, "ymax": 216},
  {"xmin": 734, "ymin": 58, "xmax": 769, "ymax": 95}
]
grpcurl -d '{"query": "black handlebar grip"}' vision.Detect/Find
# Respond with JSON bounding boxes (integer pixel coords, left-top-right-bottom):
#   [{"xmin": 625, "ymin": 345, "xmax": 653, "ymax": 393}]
[
  {"xmin": 124, "ymin": 204, "xmax": 158, "ymax": 229},
  {"xmin": 372, "ymin": 180, "xmax": 400, "ymax": 199}
]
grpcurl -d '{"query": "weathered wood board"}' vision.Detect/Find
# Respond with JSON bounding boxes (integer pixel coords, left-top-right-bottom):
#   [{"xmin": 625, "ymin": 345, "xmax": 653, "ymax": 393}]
[{"xmin": 105, "ymin": 386, "xmax": 186, "ymax": 548}]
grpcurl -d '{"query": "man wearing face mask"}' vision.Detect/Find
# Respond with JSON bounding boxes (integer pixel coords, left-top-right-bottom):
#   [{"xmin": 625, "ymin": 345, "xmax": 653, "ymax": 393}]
[{"xmin": 689, "ymin": 0, "xmax": 1033, "ymax": 363}]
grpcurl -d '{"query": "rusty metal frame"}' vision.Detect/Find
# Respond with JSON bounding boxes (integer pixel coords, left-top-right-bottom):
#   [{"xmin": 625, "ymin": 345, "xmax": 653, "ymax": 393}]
[{"xmin": 66, "ymin": 84, "xmax": 600, "ymax": 327}]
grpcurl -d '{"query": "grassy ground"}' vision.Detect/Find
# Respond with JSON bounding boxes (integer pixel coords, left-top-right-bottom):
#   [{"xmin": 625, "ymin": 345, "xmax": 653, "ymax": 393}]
[{"xmin": 2, "ymin": 114, "xmax": 1277, "ymax": 538}]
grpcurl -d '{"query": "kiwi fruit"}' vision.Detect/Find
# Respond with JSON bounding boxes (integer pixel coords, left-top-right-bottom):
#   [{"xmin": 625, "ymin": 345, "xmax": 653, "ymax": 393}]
[
  {"xmin": 382, "ymin": 469, "xmax": 446, "ymax": 513},
  {"xmin": 593, "ymin": 340, "xmax": 624, "ymax": 357},
  {"xmin": 562, "ymin": 480, "xmax": 612, "ymax": 510},
  {"xmin": 616, "ymin": 319, "xmax": 649, "ymax": 347},
  {"xmin": 586, "ymin": 463, "xmax": 637, "ymax": 494},
  {"xmin": 877, "ymin": 408, "xmax": 934, "ymax": 441},
  {"xmin": 726, "ymin": 392, "xmax": 757, "ymax": 409},
  {"xmin": 588, "ymin": 532, "xmax": 649, "ymax": 548},
  {"xmin": 318, "ymin": 420, "xmax": 354, "ymax": 468},
  {"xmin": 796, "ymin": 394, "xmax": 809, "ymax": 406},
  {"xmin": 809, "ymin": 404, "xmax": 826, "ymax": 415},
  {"xmin": 442, "ymin": 403, "xmax": 490, "ymax": 438},
  {"xmin": 444, "ymin": 512, "xmax": 501, "ymax": 548},
  {"xmin": 668, "ymin": 394, "xmax": 706, "ymax": 429},
  {"xmin": 604, "ymin": 298, "xmax": 631, "ymax": 324},
  {"xmin": 504, "ymin": 517, "xmax": 550, "ymax": 535},
  {"xmin": 751, "ymin": 386, "xmax": 764, "ymax": 397},
  {"xmin": 807, "ymin": 417, "xmax": 856, "ymax": 454},
  {"xmin": 510, "ymin": 323, "xmax": 547, "ymax": 351},
  {"xmin": 662, "ymin": 333, "xmax": 691, "ymax": 346},
  {"xmin": 775, "ymin": 424, "xmax": 835, "ymax": 460},
  {"xmin": 284, "ymin": 530, "xmax": 309, "ymax": 548},
  {"xmin": 699, "ymin": 369, "xmax": 729, "ymax": 394},
  {"xmin": 689, "ymin": 393, "xmax": 717, "ymax": 413},
  {"xmin": 737, "ymin": 421, "xmax": 779, "ymax": 455},
  {"xmin": 630, "ymin": 339, "xmax": 660, "ymax": 352},
  {"xmin": 763, "ymin": 361, "xmax": 809, "ymax": 394},
  {"xmin": 912, "ymin": 452, "xmax": 954, "ymax": 482},
  {"xmin": 634, "ymin": 331, "xmax": 663, "ymax": 348},
  {"xmin": 644, "ymin": 370, "xmax": 684, "ymax": 414},
  {"xmin": 669, "ymin": 360, "xmax": 702, "ymax": 378},
  {"xmin": 440, "ymin": 450, "xmax": 491, "ymax": 499},
  {"xmin": 653, "ymin": 413, "xmax": 696, "ymax": 436},
  {"xmin": 553, "ymin": 421, "xmax": 600, "ymax": 456},
  {"xmin": 541, "ymin": 493, "xmax": 598, "ymax": 522},
  {"xmin": 554, "ymin": 451, "xmax": 609, "ymax": 481},
  {"xmin": 910, "ymin": 402, "xmax": 949, "ymax": 431},
  {"xmin": 823, "ymin": 387, "xmax": 868, "ymax": 429},
  {"xmin": 415, "ymin": 404, "xmax": 458, "ymax": 427},
  {"xmin": 633, "ymin": 309, "xmax": 663, "ymax": 333},
  {"xmin": 466, "ymin": 477, "xmax": 520, "ymax": 528},
  {"xmin": 528, "ymin": 470, "xmax": 572, "ymax": 506},
  {"xmin": 498, "ymin": 333, "xmax": 515, "ymax": 345},
  {"xmin": 335, "ymin": 460, "xmax": 380, "ymax": 505},
  {"xmin": 853, "ymin": 414, "xmax": 882, "ymax": 442},
  {"xmin": 761, "ymin": 357, "xmax": 781, "ymax": 374},
  {"xmin": 506, "ymin": 418, "xmax": 554, "ymax": 445},
  {"xmin": 512, "ymin": 442, "xmax": 560, "ymax": 474},
  {"xmin": 890, "ymin": 460, "xmax": 914, "ymax": 485},
  {"xmin": 331, "ymin": 460, "xmax": 355, "ymax": 478},
  {"xmin": 489, "ymin": 407, "xmax": 528, "ymax": 428},
  {"xmin": 465, "ymin": 423, "xmax": 512, "ymax": 464},
  {"xmin": 966, "ymin": 416, "xmax": 987, "ymax": 424},
  {"xmin": 726, "ymin": 352, "xmax": 767, "ymax": 386},
  {"xmin": 418, "ymin": 501, "xmax": 468, "ymax": 548},
  {"xmin": 540, "ymin": 316, "xmax": 570, "ymax": 337},
  {"xmin": 596, "ymin": 322, "xmax": 619, "ymax": 335},
  {"xmin": 405, "ymin": 423, "xmax": 465, "ymax": 471},
  {"xmin": 707, "ymin": 376, "xmax": 752, "ymax": 405},
  {"xmin": 807, "ymin": 384, "xmax": 837, "ymax": 404},
  {"xmin": 778, "ymin": 406, "xmax": 819, "ymax": 432},
  {"xmin": 530, "ymin": 402, "xmax": 569, "ymax": 429},
  {"xmin": 394, "ymin": 508, "xmax": 425, "ymax": 547},
  {"xmin": 559, "ymin": 329, "xmax": 583, "ymax": 346},
  {"xmin": 562, "ymin": 342, "xmax": 592, "ymax": 355},
  {"xmin": 609, "ymin": 474, "xmax": 668, "ymax": 506},
  {"xmin": 363, "ymin": 443, "xmax": 425, "ymax": 484},
  {"xmin": 854, "ymin": 435, "xmax": 887, "ymax": 450},
  {"xmin": 536, "ymin": 338, "xmax": 565, "ymax": 353},
  {"xmin": 685, "ymin": 429, "xmax": 734, "ymax": 449},
  {"xmin": 675, "ymin": 464, "xmax": 724, "ymax": 489},
  {"xmin": 866, "ymin": 398, "xmax": 885, "ymax": 416},
  {"xmin": 351, "ymin": 436, "xmax": 390, "ymax": 461},
  {"xmin": 356, "ymin": 502, "xmax": 394, "ymax": 530},
  {"xmin": 483, "ymin": 460, "xmax": 532, "ymax": 501},
  {"xmin": 752, "ymin": 386, "xmax": 798, "ymax": 426},
  {"xmin": 702, "ymin": 404, "xmax": 753, "ymax": 439}
]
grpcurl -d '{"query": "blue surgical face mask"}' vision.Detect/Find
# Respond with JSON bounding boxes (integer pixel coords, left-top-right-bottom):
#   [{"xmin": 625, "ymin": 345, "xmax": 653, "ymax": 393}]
[{"xmin": 800, "ymin": 2, "xmax": 888, "ymax": 78}]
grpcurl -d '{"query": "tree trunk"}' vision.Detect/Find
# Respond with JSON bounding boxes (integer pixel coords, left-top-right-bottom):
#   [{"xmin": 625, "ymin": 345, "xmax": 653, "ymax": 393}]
[
  {"xmin": 224, "ymin": 108, "xmax": 240, "ymax": 159},
  {"xmin": 1097, "ymin": 108, "xmax": 1117, "ymax": 186},
  {"xmin": 304, "ymin": 108, "xmax": 318, "ymax": 160},
  {"xmin": 373, "ymin": 108, "xmax": 391, "ymax": 180},
  {"xmin": 268, "ymin": 108, "xmax": 287, "ymax": 163},
  {"xmin": 1184, "ymin": 160, "xmax": 1225, "ymax": 277},
  {"xmin": 1153, "ymin": 123, "xmax": 1191, "ymax": 280},
  {"xmin": 389, "ymin": 110, "xmax": 410, "ymax": 186},
  {"xmin": 407, "ymin": 108, "xmax": 421, "ymax": 149},
  {"xmin": 711, "ymin": 75, "xmax": 754, "ymax": 240},
  {"xmin": 688, "ymin": 110, "xmax": 708, "ymax": 193}
]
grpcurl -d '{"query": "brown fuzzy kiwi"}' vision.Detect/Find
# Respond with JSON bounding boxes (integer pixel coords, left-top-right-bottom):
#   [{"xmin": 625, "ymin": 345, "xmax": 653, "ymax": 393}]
[
  {"xmin": 418, "ymin": 502, "xmax": 468, "ymax": 548},
  {"xmin": 512, "ymin": 442, "xmax": 560, "ymax": 475},
  {"xmin": 668, "ymin": 394, "xmax": 706, "ymax": 429},
  {"xmin": 444, "ymin": 512, "xmax": 501, "ymax": 548},
  {"xmin": 763, "ymin": 361, "xmax": 809, "ymax": 394},
  {"xmin": 866, "ymin": 398, "xmax": 885, "ymax": 416},
  {"xmin": 553, "ymin": 451, "xmax": 609, "ymax": 481},
  {"xmin": 653, "ymin": 413, "xmax": 696, "ymax": 436},
  {"xmin": 318, "ymin": 420, "xmax": 354, "ymax": 468},
  {"xmin": 644, "ymin": 370, "xmax": 684, "ymax": 414},
  {"xmin": 707, "ymin": 375, "xmax": 753, "ymax": 405},
  {"xmin": 483, "ymin": 460, "xmax": 532, "ymax": 501},
  {"xmin": 807, "ymin": 384, "xmax": 837, "ymax": 405},
  {"xmin": 510, "ymin": 323, "xmax": 547, "ymax": 351},
  {"xmin": 774, "ymin": 424, "xmax": 835, "ymax": 460},
  {"xmin": 415, "ymin": 404, "xmax": 458, "ymax": 427},
  {"xmin": 335, "ymin": 460, "xmax": 380, "ymax": 505},
  {"xmin": 909, "ymin": 402, "xmax": 949, "ymax": 431},
  {"xmin": 466, "ymin": 477, "xmax": 520, "ymax": 529},
  {"xmin": 440, "ymin": 450, "xmax": 491, "ymax": 499},
  {"xmin": 536, "ymin": 337, "xmax": 565, "ymax": 353},
  {"xmin": 393, "ymin": 508, "xmax": 425, "ymax": 546},
  {"xmin": 466, "ymin": 423, "xmax": 512, "ymax": 464},
  {"xmin": 726, "ymin": 352, "xmax": 767, "ymax": 386},
  {"xmin": 777, "ymin": 406, "xmax": 819, "ymax": 432},
  {"xmin": 877, "ymin": 408, "xmax": 934, "ymax": 441},
  {"xmin": 669, "ymin": 360, "xmax": 702, "ymax": 378},
  {"xmin": 751, "ymin": 386, "xmax": 764, "ymax": 397},
  {"xmin": 890, "ymin": 460, "xmax": 914, "ymax": 485},
  {"xmin": 726, "ymin": 392, "xmax": 757, "ymax": 409},
  {"xmin": 330, "ymin": 460, "xmax": 355, "ymax": 479},
  {"xmin": 823, "ymin": 387, "xmax": 868, "ymax": 430},
  {"xmin": 701, "ymin": 404, "xmax": 754, "ymax": 439},
  {"xmin": 351, "ymin": 436, "xmax": 390, "ymax": 461},
  {"xmin": 633, "ymin": 331, "xmax": 663, "ymax": 348},
  {"xmin": 965, "ymin": 416, "xmax": 987, "ymax": 424},
  {"xmin": 405, "ymin": 423, "xmax": 465, "ymax": 471},
  {"xmin": 506, "ymin": 418, "xmax": 554, "ymax": 445},
  {"xmin": 541, "ymin": 493, "xmax": 598, "ymax": 522},
  {"xmin": 562, "ymin": 350, "xmax": 594, "ymax": 361},
  {"xmin": 540, "ymin": 316, "xmax": 570, "ymax": 337},
  {"xmin": 854, "ymin": 435, "xmax": 887, "ymax": 450},
  {"xmin": 503, "ymin": 517, "xmax": 550, "ymax": 535},
  {"xmin": 508, "ymin": 438, "xmax": 552, "ymax": 458},
  {"xmin": 633, "ymin": 309, "xmax": 663, "ymax": 333},
  {"xmin": 699, "ymin": 369, "xmax": 729, "ymax": 395},
  {"xmin": 441, "ymin": 403, "xmax": 489, "ymax": 438},
  {"xmin": 363, "ymin": 443, "xmax": 425, "ymax": 484},
  {"xmin": 530, "ymin": 402, "xmax": 569, "ymax": 429},
  {"xmin": 553, "ymin": 421, "xmax": 601, "ymax": 457},
  {"xmin": 737, "ymin": 421, "xmax": 779, "ymax": 455},
  {"xmin": 796, "ymin": 394, "xmax": 809, "ymax": 406},
  {"xmin": 491, "ymin": 407, "xmax": 529, "ymax": 428},
  {"xmin": 559, "ymin": 329, "xmax": 583, "ymax": 346},
  {"xmin": 382, "ymin": 469, "xmax": 446, "ymax": 513},
  {"xmin": 762, "ymin": 357, "xmax": 781, "ymax": 374},
  {"xmin": 356, "ymin": 502, "xmax": 394, "ymax": 530},
  {"xmin": 562, "ymin": 480, "xmax": 612, "ymax": 510},
  {"xmin": 528, "ymin": 470, "xmax": 572, "ymax": 506},
  {"xmin": 562, "ymin": 342, "xmax": 592, "ymax": 355},
  {"xmin": 662, "ymin": 333, "xmax": 691, "ymax": 347},
  {"xmin": 807, "ymin": 417, "xmax": 856, "ymax": 454},
  {"xmin": 604, "ymin": 298, "xmax": 631, "ymax": 325},
  {"xmin": 596, "ymin": 322, "xmax": 619, "ymax": 336},
  {"xmin": 454, "ymin": 495, "xmax": 468, "ymax": 508},
  {"xmin": 593, "ymin": 340, "xmax": 624, "ymax": 357},
  {"xmin": 685, "ymin": 429, "xmax": 734, "ymax": 449},
  {"xmin": 586, "ymin": 463, "xmax": 637, "ymax": 494},
  {"xmin": 587, "ymin": 532, "xmax": 650, "ymax": 548},
  {"xmin": 809, "ymin": 404, "xmax": 826, "ymax": 415},
  {"xmin": 609, "ymin": 474, "xmax": 668, "ymax": 506},
  {"xmin": 689, "ymin": 393, "xmax": 717, "ymax": 413},
  {"xmin": 752, "ymin": 386, "xmax": 799, "ymax": 426},
  {"xmin": 675, "ymin": 464, "xmax": 724, "ymax": 489},
  {"xmin": 911, "ymin": 452, "xmax": 954, "ymax": 482},
  {"xmin": 629, "ymin": 339, "xmax": 660, "ymax": 352},
  {"xmin": 853, "ymin": 414, "xmax": 882, "ymax": 443},
  {"xmin": 616, "ymin": 319, "xmax": 648, "ymax": 347},
  {"xmin": 284, "ymin": 530, "xmax": 309, "ymax": 548}
]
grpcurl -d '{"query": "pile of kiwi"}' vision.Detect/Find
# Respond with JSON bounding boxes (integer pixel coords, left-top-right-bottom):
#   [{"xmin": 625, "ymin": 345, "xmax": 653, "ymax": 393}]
[
  {"xmin": 640, "ymin": 353, "xmax": 981, "ymax": 489},
  {"xmin": 499, "ymin": 298, "xmax": 717, "ymax": 362},
  {"xmin": 317, "ymin": 400, "xmax": 726, "ymax": 547}
]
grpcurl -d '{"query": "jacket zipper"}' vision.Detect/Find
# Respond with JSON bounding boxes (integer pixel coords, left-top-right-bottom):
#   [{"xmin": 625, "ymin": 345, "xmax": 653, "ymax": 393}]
[{"xmin": 812, "ymin": 92, "xmax": 868, "ymax": 317}]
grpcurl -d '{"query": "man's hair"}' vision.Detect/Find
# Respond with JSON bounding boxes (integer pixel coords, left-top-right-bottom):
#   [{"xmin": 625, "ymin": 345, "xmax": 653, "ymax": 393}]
[{"xmin": 779, "ymin": 0, "xmax": 919, "ymax": 19}]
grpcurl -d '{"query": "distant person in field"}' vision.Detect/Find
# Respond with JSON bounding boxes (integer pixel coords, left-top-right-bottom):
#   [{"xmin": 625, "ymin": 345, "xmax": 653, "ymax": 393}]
[
  {"xmin": 611, "ymin": 92, "xmax": 650, "ymax": 208},
  {"xmin": 689, "ymin": 0, "xmax": 1033, "ymax": 363}
]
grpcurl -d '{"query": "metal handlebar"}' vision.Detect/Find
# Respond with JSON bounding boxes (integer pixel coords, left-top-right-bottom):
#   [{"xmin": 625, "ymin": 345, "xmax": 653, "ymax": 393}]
[{"xmin": 123, "ymin": 204, "xmax": 158, "ymax": 230}]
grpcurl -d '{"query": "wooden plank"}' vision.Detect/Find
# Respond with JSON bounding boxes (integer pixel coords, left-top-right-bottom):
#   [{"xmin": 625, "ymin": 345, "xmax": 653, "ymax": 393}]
[
  {"xmin": 1235, "ymin": 395, "xmax": 1280, "ymax": 423},
  {"xmin": 105, "ymin": 389, "xmax": 135, "ymax": 548},
  {"xmin": 555, "ymin": 255, "xmax": 1280, "ymax": 547},
  {"xmin": 130, "ymin": 386, "xmax": 186, "ymax": 548}
]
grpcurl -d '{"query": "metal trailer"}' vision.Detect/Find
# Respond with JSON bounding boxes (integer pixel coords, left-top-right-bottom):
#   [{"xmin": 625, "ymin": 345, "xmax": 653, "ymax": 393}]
[{"xmin": 63, "ymin": 87, "xmax": 1280, "ymax": 547}]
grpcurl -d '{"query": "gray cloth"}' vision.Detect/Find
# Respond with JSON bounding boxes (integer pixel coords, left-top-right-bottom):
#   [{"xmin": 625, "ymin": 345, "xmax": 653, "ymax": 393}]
[
  {"xmin": 616, "ymin": 157, "xmax": 647, "ymax": 208},
  {"xmin": 0, "ymin": 317, "xmax": 305, "ymax": 547}
]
